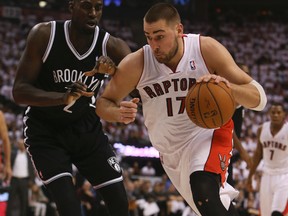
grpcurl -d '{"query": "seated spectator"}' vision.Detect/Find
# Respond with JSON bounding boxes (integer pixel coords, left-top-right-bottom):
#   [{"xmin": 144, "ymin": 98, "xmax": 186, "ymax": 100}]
[
  {"xmin": 151, "ymin": 181, "xmax": 168, "ymax": 216},
  {"xmin": 29, "ymin": 183, "xmax": 49, "ymax": 216},
  {"xmin": 141, "ymin": 161, "xmax": 156, "ymax": 176},
  {"xmin": 128, "ymin": 161, "xmax": 141, "ymax": 176},
  {"xmin": 77, "ymin": 179, "xmax": 108, "ymax": 216}
]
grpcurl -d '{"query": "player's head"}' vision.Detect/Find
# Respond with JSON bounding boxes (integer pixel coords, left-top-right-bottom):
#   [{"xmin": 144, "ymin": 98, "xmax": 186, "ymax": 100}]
[
  {"xmin": 143, "ymin": 3, "xmax": 183, "ymax": 64},
  {"xmin": 269, "ymin": 103, "xmax": 286, "ymax": 125},
  {"xmin": 69, "ymin": 0, "xmax": 103, "ymax": 33}
]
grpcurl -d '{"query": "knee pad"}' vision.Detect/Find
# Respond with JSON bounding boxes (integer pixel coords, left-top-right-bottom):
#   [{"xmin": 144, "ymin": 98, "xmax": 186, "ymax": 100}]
[
  {"xmin": 272, "ymin": 211, "xmax": 283, "ymax": 216},
  {"xmin": 190, "ymin": 171, "xmax": 221, "ymax": 204},
  {"xmin": 190, "ymin": 171, "xmax": 230, "ymax": 216}
]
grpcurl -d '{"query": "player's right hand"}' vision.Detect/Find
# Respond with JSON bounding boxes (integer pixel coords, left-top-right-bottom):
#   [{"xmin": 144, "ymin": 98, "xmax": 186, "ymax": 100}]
[
  {"xmin": 84, "ymin": 56, "xmax": 116, "ymax": 77},
  {"xmin": 197, "ymin": 74, "xmax": 231, "ymax": 88},
  {"xmin": 63, "ymin": 81, "xmax": 94, "ymax": 105},
  {"xmin": 119, "ymin": 98, "xmax": 140, "ymax": 124}
]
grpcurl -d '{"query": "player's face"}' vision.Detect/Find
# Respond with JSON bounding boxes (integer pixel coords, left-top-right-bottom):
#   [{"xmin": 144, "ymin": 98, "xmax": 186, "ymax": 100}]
[
  {"xmin": 144, "ymin": 19, "xmax": 182, "ymax": 64},
  {"xmin": 70, "ymin": 0, "xmax": 103, "ymax": 33},
  {"xmin": 269, "ymin": 105, "xmax": 286, "ymax": 125}
]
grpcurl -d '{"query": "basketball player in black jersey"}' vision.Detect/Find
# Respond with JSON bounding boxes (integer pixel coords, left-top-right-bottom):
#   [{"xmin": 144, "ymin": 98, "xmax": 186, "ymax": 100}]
[{"xmin": 12, "ymin": 0, "xmax": 131, "ymax": 215}]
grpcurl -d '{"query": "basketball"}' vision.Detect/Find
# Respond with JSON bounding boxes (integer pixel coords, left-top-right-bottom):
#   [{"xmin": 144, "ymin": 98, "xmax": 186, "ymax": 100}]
[{"xmin": 185, "ymin": 80, "xmax": 236, "ymax": 129}]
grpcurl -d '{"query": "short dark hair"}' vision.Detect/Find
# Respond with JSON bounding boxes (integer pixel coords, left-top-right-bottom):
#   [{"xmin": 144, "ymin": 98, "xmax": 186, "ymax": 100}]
[
  {"xmin": 144, "ymin": 3, "xmax": 181, "ymax": 25},
  {"xmin": 270, "ymin": 102, "xmax": 285, "ymax": 112}
]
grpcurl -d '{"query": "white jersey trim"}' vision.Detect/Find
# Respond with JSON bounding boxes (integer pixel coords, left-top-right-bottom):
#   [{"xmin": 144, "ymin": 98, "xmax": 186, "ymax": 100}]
[
  {"xmin": 197, "ymin": 34, "xmax": 210, "ymax": 73},
  {"xmin": 64, "ymin": 20, "xmax": 99, "ymax": 60},
  {"xmin": 42, "ymin": 21, "xmax": 56, "ymax": 63},
  {"xmin": 102, "ymin": 33, "xmax": 109, "ymax": 56},
  {"xmin": 42, "ymin": 172, "xmax": 73, "ymax": 184},
  {"xmin": 93, "ymin": 176, "xmax": 123, "ymax": 190}
]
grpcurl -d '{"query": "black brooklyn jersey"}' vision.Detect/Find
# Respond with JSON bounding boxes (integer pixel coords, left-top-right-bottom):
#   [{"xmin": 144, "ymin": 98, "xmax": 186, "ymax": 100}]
[
  {"xmin": 232, "ymin": 106, "xmax": 244, "ymax": 138},
  {"xmin": 24, "ymin": 20, "xmax": 109, "ymax": 127}
]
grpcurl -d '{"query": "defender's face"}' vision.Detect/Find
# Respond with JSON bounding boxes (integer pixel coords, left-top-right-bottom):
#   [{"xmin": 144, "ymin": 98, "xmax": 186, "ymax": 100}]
[
  {"xmin": 144, "ymin": 19, "xmax": 181, "ymax": 64},
  {"xmin": 269, "ymin": 105, "xmax": 286, "ymax": 124},
  {"xmin": 70, "ymin": 0, "xmax": 103, "ymax": 33}
]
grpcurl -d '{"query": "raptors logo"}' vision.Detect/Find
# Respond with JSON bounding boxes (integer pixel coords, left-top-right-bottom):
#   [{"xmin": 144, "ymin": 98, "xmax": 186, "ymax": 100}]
[
  {"xmin": 107, "ymin": 157, "xmax": 121, "ymax": 173},
  {"xmin": 218, "ymin": 154, "xmax": 227, "ymax": 171}
]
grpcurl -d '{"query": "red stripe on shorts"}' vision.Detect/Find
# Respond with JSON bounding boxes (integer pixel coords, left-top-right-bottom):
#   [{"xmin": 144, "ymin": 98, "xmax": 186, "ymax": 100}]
[
  {"xmin": 204, "ymin": 119, "xmax": 234, "ymax": 185},
  {"xmin": 282, "ymin": 201, "xmax": 288, "ymax": 215}
]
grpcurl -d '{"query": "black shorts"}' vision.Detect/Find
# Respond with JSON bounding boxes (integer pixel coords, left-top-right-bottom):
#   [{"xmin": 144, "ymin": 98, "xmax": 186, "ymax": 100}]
[{"xmin": 24, "ymin": 109, "xmax": 122, "ymax": 188}]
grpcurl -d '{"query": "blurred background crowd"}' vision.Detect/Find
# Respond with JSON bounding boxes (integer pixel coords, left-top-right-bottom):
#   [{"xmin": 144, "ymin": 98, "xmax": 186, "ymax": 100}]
[{"xmin": 0, "ymin": 0, "xmax": 288, "ymax": 215}]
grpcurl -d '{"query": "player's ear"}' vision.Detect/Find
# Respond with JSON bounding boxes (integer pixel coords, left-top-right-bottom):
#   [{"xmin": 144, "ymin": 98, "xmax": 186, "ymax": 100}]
[{"xmin": 176, "ymin": 23, "xmax": 183, "ymax": 35}]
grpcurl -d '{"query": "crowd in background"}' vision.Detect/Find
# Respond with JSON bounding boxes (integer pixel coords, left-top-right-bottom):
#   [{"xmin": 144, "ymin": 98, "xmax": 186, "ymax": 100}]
[{"xmin": 0, "ymin": 4, "xmax": 288, "ymax": 216}]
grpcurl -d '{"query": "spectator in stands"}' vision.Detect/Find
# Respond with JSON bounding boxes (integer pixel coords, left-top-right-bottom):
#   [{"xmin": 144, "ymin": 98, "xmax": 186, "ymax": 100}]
[
  {"xmin": 128, "ymin": 161, "xmax": 141, "ymax": 176},
  {"xmin": 6, "ymin": 138, "xmax": 35, "ymax": 216},
  {"xmin": 76, "ymin": 179, "xmax": 102, "ymax": 216},
  {"xmin": 151, "ymin": 181, "xmax": 168, "ymax": 216},
  {"xmin": 28, "ymin": 183, "xmax": 49, "ymax": 216},
  {"xmin": 141, "ymin": 161, "xmax": 156, "ymax": 176}
]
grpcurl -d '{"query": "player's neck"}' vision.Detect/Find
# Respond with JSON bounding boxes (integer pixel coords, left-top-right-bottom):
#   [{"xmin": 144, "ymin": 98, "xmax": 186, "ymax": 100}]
[
  {"xmin": 165, "ymin": 38, "xmax": 184, "ymax": 72},
  {"xmin": 68, "ymin": 22, "xmax": 95, "ymax": 55},
  {"xmin": 270, "ymin": 122, "xmax": 284, "ymax": 135}
]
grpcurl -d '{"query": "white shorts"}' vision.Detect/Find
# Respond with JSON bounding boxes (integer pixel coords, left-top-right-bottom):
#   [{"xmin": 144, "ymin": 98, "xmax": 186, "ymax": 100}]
[
  {"xmin": 260, "ymin": 172, "xmax": 288, "ymax": 216},
  {"xmin": 160, "ymin": 123, "xmax": 239, "ymax": 216}
]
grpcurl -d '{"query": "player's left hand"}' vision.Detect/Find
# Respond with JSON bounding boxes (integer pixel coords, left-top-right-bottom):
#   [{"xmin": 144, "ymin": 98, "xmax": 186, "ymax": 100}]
[
  {"xmin": 119, "ymin": 98, "xmax": 140, "ymax": 124},
  {"xmin": 197, "ymin": 74, "xmax": 231, "ymax": 88},
  {"xmin": 84, "ymin": 56, "xmax": 116, "ymax": 77}
]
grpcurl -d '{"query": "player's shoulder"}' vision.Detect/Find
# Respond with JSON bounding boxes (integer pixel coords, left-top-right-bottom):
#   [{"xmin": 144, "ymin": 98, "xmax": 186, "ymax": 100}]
[
  {"xmin": 26, "ymin": 21, "xmax": 55, "ymax": 49},
  {"xmin": 121, "ymin": 48, "xmax": 143, "ymax": 66},
  {"xmin": 282, "ymin": 121, "xmax": 288, "ymax": 129},
  {"xmin": 199, "ymin": 35, "xmax": 216, "ymax": 42},
  {"xmin": 256, "ymin": 125, "xmax": 263, "ymax": 137},
  {"xmin": 258, "ymin": 121, "xmax": 269, "ymax": 133},
  {"xmin": 106, "ymin": 35, "xmax": 128, "ymax": 50},
  {"xmin": 106, "ymin": 34, "xmax": 131, "ymax": 64},
  {"xmin": 127, "ymin": 48, "xmax": 143, "ymax": 62},
  {"xmin": 30, "ymin": 21, "xmax": 53, "ymax": 35},
  {"xmin": 118, "ymin": 48, "xmax": 143, "ymax": 78},
  {"xmin": 199, "ymin": 35, "xmax": 222, "ymax": 51},
  {"xmin": 26, "ymin": 21, "xmax": 53, "ymax": 44}
]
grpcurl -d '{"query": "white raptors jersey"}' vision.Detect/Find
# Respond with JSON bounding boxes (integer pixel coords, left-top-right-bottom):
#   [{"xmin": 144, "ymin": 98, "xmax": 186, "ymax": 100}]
[
  {"xmin": 137, "ymin": 34, "xmax": 213, "ymax": 154},
  {"xmin": 260, "ymin": 121, "xmax": 288, "ymax": 175},
  {"xmin": 137, "ymin": 34, "xmax": 238, "ymax": 215}
]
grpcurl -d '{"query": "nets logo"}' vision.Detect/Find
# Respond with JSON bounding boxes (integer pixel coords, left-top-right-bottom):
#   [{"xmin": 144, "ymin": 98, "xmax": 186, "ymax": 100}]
[{"xmin": 107, "ymin": 157, "xmax": 121, "ymax": 173}]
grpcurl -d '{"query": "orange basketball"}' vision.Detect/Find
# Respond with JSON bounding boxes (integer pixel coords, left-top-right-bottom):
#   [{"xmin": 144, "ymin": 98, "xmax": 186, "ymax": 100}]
[{"xmin": 185, "ymin": 80, "xmax": 236, "ymax": 129}]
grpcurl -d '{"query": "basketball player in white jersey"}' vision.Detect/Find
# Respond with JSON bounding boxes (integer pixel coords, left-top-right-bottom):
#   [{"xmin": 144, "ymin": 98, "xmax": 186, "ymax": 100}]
[
  {"xmin": 247, "ymin": 103, "xmax": 288, "ymax": 216},
  {"xmin": 94, "ymin": 3, "xmax": 267, "ymax": 216}
]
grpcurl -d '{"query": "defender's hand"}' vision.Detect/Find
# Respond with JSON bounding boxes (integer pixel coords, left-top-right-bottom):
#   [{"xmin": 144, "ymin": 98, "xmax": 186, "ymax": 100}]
[
  {"xmin": 84, "ymin": 56, "xmax": 116, "ymax": 77},
  {"xmin": 63, "ymin": 81, "xmax": 94, "ymax": 105}
]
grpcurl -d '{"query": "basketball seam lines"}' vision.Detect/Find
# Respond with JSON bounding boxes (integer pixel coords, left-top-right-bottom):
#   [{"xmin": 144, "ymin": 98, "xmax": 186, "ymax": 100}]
[{"xmin": 206, "ymin": 82, "xmax": 223, "ymax": 128}]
